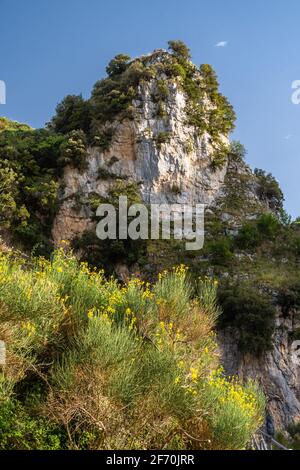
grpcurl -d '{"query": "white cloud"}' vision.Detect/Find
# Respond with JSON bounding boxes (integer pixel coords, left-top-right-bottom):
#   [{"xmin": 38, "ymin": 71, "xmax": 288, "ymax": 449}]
[
  {"xmin": 215, "ymin": 41, "xmax": 228, "ymax": 48},
  {"xmin": 285, "ymin": 134, "xmax": 293, "ymax": 140}
]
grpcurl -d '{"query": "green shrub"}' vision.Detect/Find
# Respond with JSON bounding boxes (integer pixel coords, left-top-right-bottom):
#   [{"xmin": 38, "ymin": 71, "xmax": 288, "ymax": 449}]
[
  {"xmin": 199, "ymin": 64, "xmax": 236, "ymax": 136},
  {"xmin": 236, "ymin": 214, "xmax": 280, "ymax": 250},
  {"xmin": 0, "ymin": 250, "xmax": 265, "ymax": 449},
  {"xmin": 208, "ymin": 237, "xmax": 234, "ymax": 265},
  {"xmin": 153, "ymin": 266, "xmax": 192, "ymax": 320},
  {"xmin": 154, "ymin": 131, "xmax": 172, "ymax": 149},
  {"xmin": 73, "ymin": 230, "xmax": 145, "ymax": 272},
  {"xmin": 106, "ymin": 54, "xmax": 131, "ymax": 77},
  {"xmin": 218, "ymin": 282, "xmax": 276, "ymax": 356},
  {"xmin": 97, "ymin": 167, "xmax": 117, "ymax": 180},
  {"xmin": 89, "ymin": 41, "xmax": 235, "ymax": 146},
  {"xmin": 0, "ymin": 398, "xmax": 66, "ymax": 450},
  {"xmin": 91, "ymin": 57, "xmax": 153, "ymax": 124},
  {"xmin": 229, "ymin": 140, "xmax": 246, "ymax": 161},
  {"xmin": 254, "ymin": 169, "xmax": 284, "ymax": 210},
  {"xmin": 0, "ymin": 117, "xmax": 32, "ymax": 132},
  {"xmin": 0, "ymin": 164, "xmax": 19, "ymax": 228},
  {"xmin": 48, "ymin": 94, "xmax": 92, "ymax": 135},
  {"xmin": 0, "ymin": 126, "xmax": 63, "ymax": 251},
  {"xmin": 58, "ymin": 130, "xmax": 88, "ymax": 171},
  {"xmin": 284, "ymin": 422, "xmax": 300, "ymax": 450},
  {"xmin": 211, "ymin": 144, "xmax": 229, "ymax": 170},
  {"xmin": 257, "ymin": 213, "xmax": 280, "ymax": 238},
  {"xmin": 168, "ymin": 40, "xmax": 191, "ymax": 60},
  {"xmin": 236, "ymin": 223, "xmax": 260, "ymax": 249},
  {"xmin": 157, "ymin": 79, "xmax": 169, "ymax": 99},
  {"xmin": 277, "ymin": 281, "xmax": 300, "ymax": 316},
  {"xmin": 278, "ymin": 208, "xmax": 292, "ymax": 226},
  {"xmin": 92, "ymin": 126, "xmax": 114, "ymax": 151},
  {"xmin": 290, "ymin": 328, "xmax": 300, "ymax": 342},
  {"xmin": 74, "ymin": 181, "xmax": 147, "ymax": 270},
  {"xmin": 293, "ymin": 236, "xmax": 300, "ymax": 256},
  {"xmin": 202, "ymin": 376, "xmax": 265, "ymax": 450},
  {"xmin": 0, "ymin": 251, "xmax": 68, "ymax": 367},
  {"xmin": 47, "ymin": 259, "xmax": 264, "ymax": 449}
]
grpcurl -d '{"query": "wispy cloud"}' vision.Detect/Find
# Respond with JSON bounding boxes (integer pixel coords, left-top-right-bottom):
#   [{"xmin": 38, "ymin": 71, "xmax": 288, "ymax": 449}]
[
  {"xmin": 285, "ymin": 134, "xmax": 293, "ymax": 140},
  {"xmin": 215, "ymin": 41, "xmax": 228, "ymax": 48}
]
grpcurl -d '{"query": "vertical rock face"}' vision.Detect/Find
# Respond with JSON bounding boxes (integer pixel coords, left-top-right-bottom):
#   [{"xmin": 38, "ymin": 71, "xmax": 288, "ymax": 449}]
[
  {"xmin": 50, "ymin": 49, "xmax": 298, "ymax": 436},
  {"xmin": 219, "ymin": 313, "xmax": 300, "ymax": 431},
  {"xmin": 52, "ymin": 69, "xmax": 229, "ymax": 244}
]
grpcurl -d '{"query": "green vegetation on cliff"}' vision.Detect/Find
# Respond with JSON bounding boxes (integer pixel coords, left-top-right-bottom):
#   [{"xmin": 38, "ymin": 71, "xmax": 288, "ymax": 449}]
[
  {"xmin": 49, "ymin": 40, "xmax": 236, "ymax": 150},
  {"xmin": 0, "ymin": 126, "xmax": 62, "ymax": 254},
  {"xmin": 0, "ymin": 40, "xmax": 236, "ymax": 255},
  {"xmin": 1, "ymin": 43, "xmax": 300, "ymax": 450},
  {"xmin": 0, "ymin": 121, "xmax": 89, "ymax": 255}
]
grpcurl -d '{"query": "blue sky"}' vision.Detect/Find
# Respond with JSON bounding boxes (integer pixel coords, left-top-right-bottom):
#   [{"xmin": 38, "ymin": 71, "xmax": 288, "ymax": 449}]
[{"xmin": 0, "ymin": 0, "xmax": 299, "ymax": 217}]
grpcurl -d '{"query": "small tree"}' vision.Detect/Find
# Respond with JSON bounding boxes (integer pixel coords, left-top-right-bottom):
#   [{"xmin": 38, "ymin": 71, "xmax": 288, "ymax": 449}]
[
  {"xmin": 168, "ymin": 40, "xmax": 191, "ymax": 60},
  {"xmin": 236, "ymin": 223, "xmax": 260, "ymax": 249},
  {"xmin": 199, "ymin": 64, "xmax": 219, "ymax": 92},
  {"xmin": 277, "ymin": 281, "xmax": 300, "ymax": 316},
  {"xmin": 254, "ymin": 168, "xmax": 284, "ymax": 210},
  {"xmin": 0, "ymin": 164, "xmax": 18, "ymax": 227},
  {"xmin": 106, "ymin": 54, "xmax": 131, "ymax": 77},
  {"xmin": 229, "ymin": 140, "xmax": 246, "ymax": 161},
  {"xmin": 49, "ymin": 95, "xmax": 92, "ymax": 135},
  {"xmin": 218, "ymin": 282, "xmax": 276, "ymax": 356},
  {"xmin": 257, "ymin": 213, "xmax": 280, "ymax": 238},
  {"xmin": 59, "ymin": 130, "xmax": 88, "ymax": 171}
]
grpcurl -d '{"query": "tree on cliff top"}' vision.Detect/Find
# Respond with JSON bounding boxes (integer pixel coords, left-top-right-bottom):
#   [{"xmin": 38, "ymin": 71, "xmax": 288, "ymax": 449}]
[{"xmin": 168, "ymin": 40, "xmax": 191, "ymax": 60}]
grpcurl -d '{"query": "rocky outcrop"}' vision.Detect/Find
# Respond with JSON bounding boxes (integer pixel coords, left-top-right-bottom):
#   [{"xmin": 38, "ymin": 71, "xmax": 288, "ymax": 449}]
[
  {"xmin": 50, "ymin": 49, "xmax": 300, "ymax": 437},
  {"xmin": 52, "ymin": 60, "xmax": 229, "ymax": 244},
  {"xmin": 219, "ymin": 313, "xmax": 300, "ymax": 432}
]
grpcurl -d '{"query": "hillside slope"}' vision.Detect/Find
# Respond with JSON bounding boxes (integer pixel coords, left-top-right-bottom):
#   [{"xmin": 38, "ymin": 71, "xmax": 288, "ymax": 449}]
[{"xmin": 1, "ymin": 41, "xmax": 300, "ymax": 445}]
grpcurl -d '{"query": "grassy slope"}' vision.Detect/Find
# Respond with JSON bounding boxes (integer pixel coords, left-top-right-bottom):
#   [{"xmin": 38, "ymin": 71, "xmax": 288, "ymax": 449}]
[{"xmin": 0, "ymin": 248, "xmax": 264, "ymax": 450}]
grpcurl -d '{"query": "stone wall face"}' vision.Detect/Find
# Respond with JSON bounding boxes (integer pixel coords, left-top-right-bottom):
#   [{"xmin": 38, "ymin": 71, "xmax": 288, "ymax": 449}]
[
  {"xmin": 219, "ymin": 313, "xmax": 300, "ymax": 431},
  {"xmin": 53, "ymin": 77, "xmax": 228, "ymax": 244}
]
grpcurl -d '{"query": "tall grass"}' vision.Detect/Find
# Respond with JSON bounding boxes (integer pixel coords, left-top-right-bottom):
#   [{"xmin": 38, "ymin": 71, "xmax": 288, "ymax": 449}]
[{"xmin": 0, "ymin": 248, "xmax": 265, "ymax": 449}]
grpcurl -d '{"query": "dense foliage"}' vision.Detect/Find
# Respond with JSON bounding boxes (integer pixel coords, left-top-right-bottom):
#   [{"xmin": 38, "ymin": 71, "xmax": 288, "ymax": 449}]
[
  {"xmin": 0, "ymin": 249, "xmax": 265, "ymax": 449},
  {"xmin": 73, "ymin": 180, "xmax": 147, "ymax": 271},
  {"xmin": 0, "ymin": 126, "xmax": 63, "ymax": 253},
  {"xmin": 0, "ymin": 120, "xmax": 92, "ymax": 254},
  {"xmin": 218, "ymin": 282, "xmax": 276, "ymax": 355},
  {"xmin": 2, "ymin": 34, "xmax": 236, "ymax": 255},
  {"xmin": 1, "ymin": 42, "xmax": 299, "ymax": 415},
  {"xmin": 48, "ymin": 95, "xmax": 92, "ymax": 135},
  {"xmin": 254, "ymin": 168, "xmax": 284, "ymax": 211},
  {"xmin": 49, "ymin": 40, "xmax": 236, "ymax": 163}
]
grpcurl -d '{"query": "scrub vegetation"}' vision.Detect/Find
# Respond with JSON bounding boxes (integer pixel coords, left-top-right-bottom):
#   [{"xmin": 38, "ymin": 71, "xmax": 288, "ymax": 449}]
[{"xmin": 0, "ymin": 249, "xmax": 264, "ymax": 449}]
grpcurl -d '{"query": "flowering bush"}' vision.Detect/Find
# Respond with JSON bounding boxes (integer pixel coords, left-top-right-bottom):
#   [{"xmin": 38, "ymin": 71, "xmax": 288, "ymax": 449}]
[{"xmin": 0, "ymin": 248, "xmax": 265, "ymax": 449}]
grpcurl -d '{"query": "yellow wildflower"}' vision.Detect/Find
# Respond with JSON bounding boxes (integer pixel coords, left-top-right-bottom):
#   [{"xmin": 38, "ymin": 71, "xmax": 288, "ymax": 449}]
[
  {"xmin": 87, "ymin": 309, "xmax": 94, "ymax": 319},
  {"xmin": 190, "ymin": 367, "xmax": 199, "ymax": 383}
]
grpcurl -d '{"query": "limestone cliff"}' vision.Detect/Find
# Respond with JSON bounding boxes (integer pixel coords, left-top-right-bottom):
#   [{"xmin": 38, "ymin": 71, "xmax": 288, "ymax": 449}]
[
  {"xmin": 1, "ymin": 44, "xmax": 299, "ymax": 444},
  {"xmin": 52, "ymin": 51, "xmax": 229, "ymax": 244},
  {"xmin": 219, "ymin": 311, "xmax": 300, "ymax": 432},
  {"xmin": 48, "ymin": 48, "xmax": 300, "ymax": 439}
]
